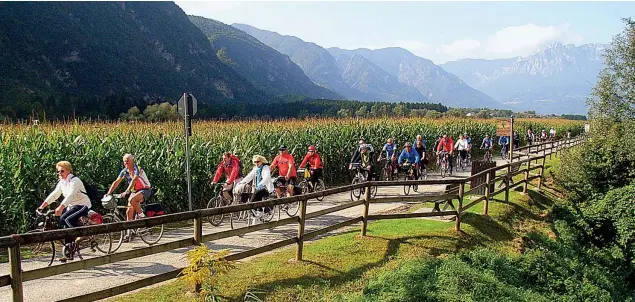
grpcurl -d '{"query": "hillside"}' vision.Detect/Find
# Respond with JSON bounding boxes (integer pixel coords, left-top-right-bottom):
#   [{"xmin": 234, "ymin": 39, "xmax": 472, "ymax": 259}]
[
  {"xmin": 232, "ymin": 23, "xmax": 360, "ymax": 100},
  {"xmin": 329, "ymin": 47, "xmax": 501, "ymax": 108},
  {"xmin": 442, "ymin": 42, "xmax": 606, "ymax": 114},
  {"xmin": 188, "ymin": 16, "xmax": 341, "ymax": 99},
  {"xmin": 0, "ymin": 2, "xmax": 268, "ymax": 118},
  {"xmin": 331, "ymin": 52, "xmax": 428, "ymax": 102}
]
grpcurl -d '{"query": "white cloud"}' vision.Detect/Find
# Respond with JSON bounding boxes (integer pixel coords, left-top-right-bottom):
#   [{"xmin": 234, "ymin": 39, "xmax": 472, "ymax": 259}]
[
  {"xmin": 391, "ymin": 23, "xmax": 584, "ymax": 64},
  {"xmin": 438, "ymin": 23, "xmax": 584, "ymax": 62}
]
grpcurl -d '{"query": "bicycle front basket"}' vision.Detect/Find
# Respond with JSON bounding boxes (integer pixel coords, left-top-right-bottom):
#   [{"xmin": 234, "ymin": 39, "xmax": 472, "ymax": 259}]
[{"xmin": 101, "ymin": 196, "xmax": 117, "ymax": 210}]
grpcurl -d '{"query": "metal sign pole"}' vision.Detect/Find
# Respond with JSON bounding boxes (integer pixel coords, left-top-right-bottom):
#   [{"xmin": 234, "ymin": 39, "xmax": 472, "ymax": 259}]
[
  {"xmin": 184, "ymin": 93, "xmax": 193, "ymax": 211},
  {"xmin": 509, "ymin": 115, "xmax": 514, "ymax": 162}
]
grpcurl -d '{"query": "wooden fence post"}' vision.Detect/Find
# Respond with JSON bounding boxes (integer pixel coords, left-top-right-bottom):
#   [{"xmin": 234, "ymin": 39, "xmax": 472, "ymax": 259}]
[
  {"xmin": 538, "ymin": 155, "xmax": 546, "ymax": 191},
  {"xmin": 295, "ymin": 198, "xmax": 308, "ymax": 261},
  {"xmin": 9, "ymin": 244, "xmax": 23, "ymax": 302},
  {"xmin": 361, "ymin": 183, "xmax": 371, "ymax": 236},
  {"xmin": 505, "ymin": 165, "xmax": 511, "ymax": 202},
  {"xmin": 192, "ymin": 216, "xmax": 203, "ymax": 293},
  {"xmin": 455, "ymin": 182, "xmax": 465, "ymax": 232},
  {"xmin": 523, "ymin": 160, "xmax": 531, "ymax": 194},
  {"xmin": 549, "ymin": 142, "xmax": 554, "ymax": 159},
  {"xmin": 483, "ymin": 172, "xmax": 491, "ymax": 216}
]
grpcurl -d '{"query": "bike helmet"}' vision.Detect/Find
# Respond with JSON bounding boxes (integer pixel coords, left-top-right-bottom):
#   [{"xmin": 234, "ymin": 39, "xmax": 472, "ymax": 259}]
[
  {"xmin": 308, "ymin": 145, "xmax": 316, "ymax": 152},
  {"xmin": 404, "ymin": 142, "xmax": 413, "ymax": 147}
]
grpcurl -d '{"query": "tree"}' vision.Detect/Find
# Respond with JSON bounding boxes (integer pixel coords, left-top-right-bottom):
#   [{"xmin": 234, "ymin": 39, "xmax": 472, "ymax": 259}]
[
  {"xmin": 475, "ymin": 110, "xmax": 491, "ymax": 119},
  {"xmin": 143, "ymin": 102, "xmax": 179, "ymax": 122},
  {"xmin": 425, "ymin": 110, "xmax": 442, "ymax": 119},
  {"xmin": 445, "ymin": 108, "xmax": 465, "ymax": 118},
  {"xmin": 393, "ymin": 104, "xmax": 406, "ymax": 117},
  {"xmin": 588, "ymin": 18, "xmax": 635, "ymax": 121},
  {"xmin": 355, "ymin": 105, "xmax": 368, "ymax": 118},
  {"xmin": 120, "ymin": 106, "xmax": 143, "ymax": 121},
  {"xmin": 370, "ymin": 104, "xmax": 379, "ymax": 118}
]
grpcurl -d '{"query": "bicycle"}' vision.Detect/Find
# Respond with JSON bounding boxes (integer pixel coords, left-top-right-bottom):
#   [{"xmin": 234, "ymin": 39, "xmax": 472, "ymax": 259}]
[
  {"xmin": 438, "ymin": 151, "xmax": 452, "ymax": 178},
  {"xmin": 349, "ymin": 163, "xmax": 377, "ymax": 201},
  {"xmin": 501, "ymin": 144, "xmax": 508, "ymax": 160},
  {"xmin": 272, "ymin": 176, "xmax": 301, "ymax": 217},
  {"xmin": 229, "ymin": 183, "xmax": 276, "ymax": 229},
  {"xmin": 378, "ymin": 156, "xmax": 397, "ymax": 181},
  {"xmin": 297, "ymin": 168, "xmax": 326, "ymax": 201},
  {"xmin": 206, "ymin": 183, "xmax": 248, "ymax": 228},
  {"xmin": 101, "ymin": 193, "xmax": 165, "ymax": 252},
  {"xmin": 482, "ymin": 148, "xmax": 493, "ymax": 162},
  {"xmin": 27, "ymin": 209, "xmax": 114, "ymax": 265},
  {"xmin": 455, "ymin": 151, "xmax": 469, "ymax": 172},
  {"xmin": 401, "ymin": 161, "xmax": 419, "ymax": 195}
]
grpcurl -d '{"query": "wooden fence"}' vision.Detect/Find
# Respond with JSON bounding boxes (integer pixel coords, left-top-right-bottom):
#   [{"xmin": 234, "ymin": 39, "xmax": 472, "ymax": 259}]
[{"xmin": 0, "ymin": 136, "xmax": 586, "ymax": 302}]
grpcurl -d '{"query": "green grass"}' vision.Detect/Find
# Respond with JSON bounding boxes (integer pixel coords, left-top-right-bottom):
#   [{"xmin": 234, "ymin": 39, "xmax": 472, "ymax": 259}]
[{"xmin": 109, "ymin": 158, "xmax": 564, "ymax": 302}]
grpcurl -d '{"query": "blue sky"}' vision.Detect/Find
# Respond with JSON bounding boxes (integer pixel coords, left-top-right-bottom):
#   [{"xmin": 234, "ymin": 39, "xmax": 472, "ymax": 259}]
[{"xmin": 176, "ymin": 1, "xmax": 634, "ymax": 64}]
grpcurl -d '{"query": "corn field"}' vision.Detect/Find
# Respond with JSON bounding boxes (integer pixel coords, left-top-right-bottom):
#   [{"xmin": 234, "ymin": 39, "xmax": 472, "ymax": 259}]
[{"xmin": 0, "ymin": 117, "xmax": 585, "ymax": 235}]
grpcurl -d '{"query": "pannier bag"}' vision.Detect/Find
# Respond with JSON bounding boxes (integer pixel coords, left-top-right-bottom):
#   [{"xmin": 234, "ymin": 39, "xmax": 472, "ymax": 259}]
[{"xmin": 144, "ymin": 203, "xmax": 166, "ymax": 217}]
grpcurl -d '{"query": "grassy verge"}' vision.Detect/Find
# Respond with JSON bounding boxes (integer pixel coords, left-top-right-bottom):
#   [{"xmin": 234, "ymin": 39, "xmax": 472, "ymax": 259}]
[{"xmin": 109, "ymin": 158, "xmax": 564, "ymax": 302}]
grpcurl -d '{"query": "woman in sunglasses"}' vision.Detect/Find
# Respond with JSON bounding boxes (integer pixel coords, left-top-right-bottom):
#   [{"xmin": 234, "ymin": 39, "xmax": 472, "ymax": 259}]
[
  {"xmin": 236, "ymin": 155, "xmax": 274, "ymax": 214},
  {"xmin": 36, "ymin": 161, "xmax": 92, "ymax": 258}
]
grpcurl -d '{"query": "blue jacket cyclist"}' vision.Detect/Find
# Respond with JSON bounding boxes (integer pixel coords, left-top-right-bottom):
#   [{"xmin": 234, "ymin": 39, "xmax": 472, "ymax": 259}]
[{"xmin": 398, "ymin": 142, "xmax": 421, "ymax": 179}]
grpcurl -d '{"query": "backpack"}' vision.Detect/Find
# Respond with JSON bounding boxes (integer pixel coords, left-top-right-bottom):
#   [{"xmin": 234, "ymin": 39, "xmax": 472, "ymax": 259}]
[
  {"xmin": 70, "ymin": 175, "xmax": 102, "ymax": 202},
  {"xmin": 231, "ymin": 155, "xmax": 243, "ymax": 178}
]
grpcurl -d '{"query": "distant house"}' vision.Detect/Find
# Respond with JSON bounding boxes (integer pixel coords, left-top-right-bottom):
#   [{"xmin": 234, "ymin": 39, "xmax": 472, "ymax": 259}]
[{"xmin": 466, "ymin": 112, "xmax": 475, "ymax": 117}]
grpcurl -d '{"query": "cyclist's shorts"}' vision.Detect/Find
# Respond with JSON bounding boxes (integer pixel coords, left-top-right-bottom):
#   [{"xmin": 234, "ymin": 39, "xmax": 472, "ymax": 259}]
[
  {"xmin": 138, "ymin": 188, "xmax": 152, "ymax": 201},
  {"xmin": 276, "ymin": 176, "xmax": 297, "ymax": 187}
]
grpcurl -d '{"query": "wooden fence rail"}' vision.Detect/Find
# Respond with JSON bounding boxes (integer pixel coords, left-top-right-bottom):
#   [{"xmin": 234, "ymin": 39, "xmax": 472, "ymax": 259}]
[{"xmin": 1, "ymin": 136, "xmax": 586, "ymax": 302}]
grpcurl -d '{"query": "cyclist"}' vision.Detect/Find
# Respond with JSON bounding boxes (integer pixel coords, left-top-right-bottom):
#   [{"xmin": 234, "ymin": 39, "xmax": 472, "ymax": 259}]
[
  {"xmin": 413, "ymin": 139, "xmax": 427, "ymax": 170},
  {"xmin": 463, "ymin": 132, "xmax": 472, "ymax": 160},
  {"xmin": 379, "ymin": 137, "xmax": 397, "ymax": 162},
  {"xmin": 105, "ymin": 154, "xmax": 152, "ymax": 222},
  {"xmin": 37, "ymin": 161, "xmax": 92, "ymax": 260},
  {"xmin": 436, "ymin": 134, "xmax": 455, "ymax": 174},
  {"xmin": 540, "ymin": 129, "xmax": 548, "ymax": 141},
  {"xmin": 210, "ymin": 152, "xmax": 243, "ymax": 203},
  {"xmin": 454, "ymin": 134, "xmax": 470, "ymax": 165},
  {"xmin": 398, "ymin": 142, "xmax": 420, "ymax": 179},
  {"xmin": 513, "ymin": 131, "xmax": 520, "ymax": 150},
  {"xmin": 526, "ymin": 129, "xmax": 535, "ymax": 146},
  {"xmin": 432, "ymin": 135, "xmax": 442, "ymax": 167},
  {"xmin": 236, "ymin": 155, "xmax": 274, "ymax": 216},
  {"xmin": 549, "ymin": 127, "xmax": 556, "ymax": 138},
  {"xmin": 271, "ymin": 145, "xmax": 297, "ymax": 198},
  {"xmin": 499, "ymin": 135, "xmax": 510, "ymax": 158},
  {"xmin": 298, "ymin": 145, "xmax": 323, "ymax": 188},
  {"xmin": 480, "ymin": 134, "xmax": 494, "ymax": 150},
  {"xmin": 349, "ymin": 144, "xmax": 376, "ymax": 181},
  {"xmin": 351, "ymin": 139, "xmax": 374, "ymax": 165}
]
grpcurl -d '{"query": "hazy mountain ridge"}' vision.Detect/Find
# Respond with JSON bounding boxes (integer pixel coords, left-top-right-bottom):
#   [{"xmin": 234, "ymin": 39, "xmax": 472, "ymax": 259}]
[
  {"xmin": 234, "ymin": 23, "xmax": 499, "ymax": 107},
  {"xmin": 442, "ymin": 42, "xmax": 606, "ymax": 114}
]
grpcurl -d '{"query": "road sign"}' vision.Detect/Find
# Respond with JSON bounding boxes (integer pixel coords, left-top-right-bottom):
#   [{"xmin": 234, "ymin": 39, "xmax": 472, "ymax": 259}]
[
  {"xmin": 495, "ymin": 119, "xmax": 511, "ymax": 136},
  {"xmin": 177, "ymin": 93, "xmax": 197, "ymax": 118}
]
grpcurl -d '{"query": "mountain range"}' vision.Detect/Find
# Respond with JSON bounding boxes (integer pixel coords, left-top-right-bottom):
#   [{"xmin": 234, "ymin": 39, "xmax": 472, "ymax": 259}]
[{"xmin": 441, "ymin": 42, "xmax": 605, "ymax": 114}]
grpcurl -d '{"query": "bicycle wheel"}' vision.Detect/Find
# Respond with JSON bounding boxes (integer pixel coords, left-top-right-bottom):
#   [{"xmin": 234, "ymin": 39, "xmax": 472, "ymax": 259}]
[
  {"xmin": 138, "ymin": 223, "xmax": 164, "ymax": 246},
  {"xmin": 315, "ymin": 179, "xmax": 326, "ymax": 201},
  {"xmin": 92, "ymin": 230, "xmax": 113, "ymax": 254},
  {"xmin": 350, "ymin": 176, "xmax": 362, "ymax": 201},
  {"xmin": 440, "ymin": 160, "xmax": 446, "ymax": 178},
  {"xmin": 285, "ymin": 200, "xmax": 300, "ymax": 217},
  {"xmin": 403, "ymin": 175, "xmax": 411, "ymax": 195},
  {"xmin": 230, "ymin": 210, "xmax": 249, "ymax": 229},
  {"xmin": 207, "ymin": 196, "xmax": 226, "ymax": 227},
  {"xmin": 102, "ymin": 214, "xmax": 124, "ymax": 253},
  {"xmin": 23, "ymin": 229, "xmax": 56, "ymax": 267}
]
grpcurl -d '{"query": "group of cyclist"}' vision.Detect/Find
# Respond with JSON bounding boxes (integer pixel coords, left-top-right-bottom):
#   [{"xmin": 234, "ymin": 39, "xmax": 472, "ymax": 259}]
[
  {"xmin": 210, "ymin": 145, "xmax": 324, "ymax": 214},
  {"xmin": 37, "ymin": 128, "xmax": 563, "ymax": 262}
]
